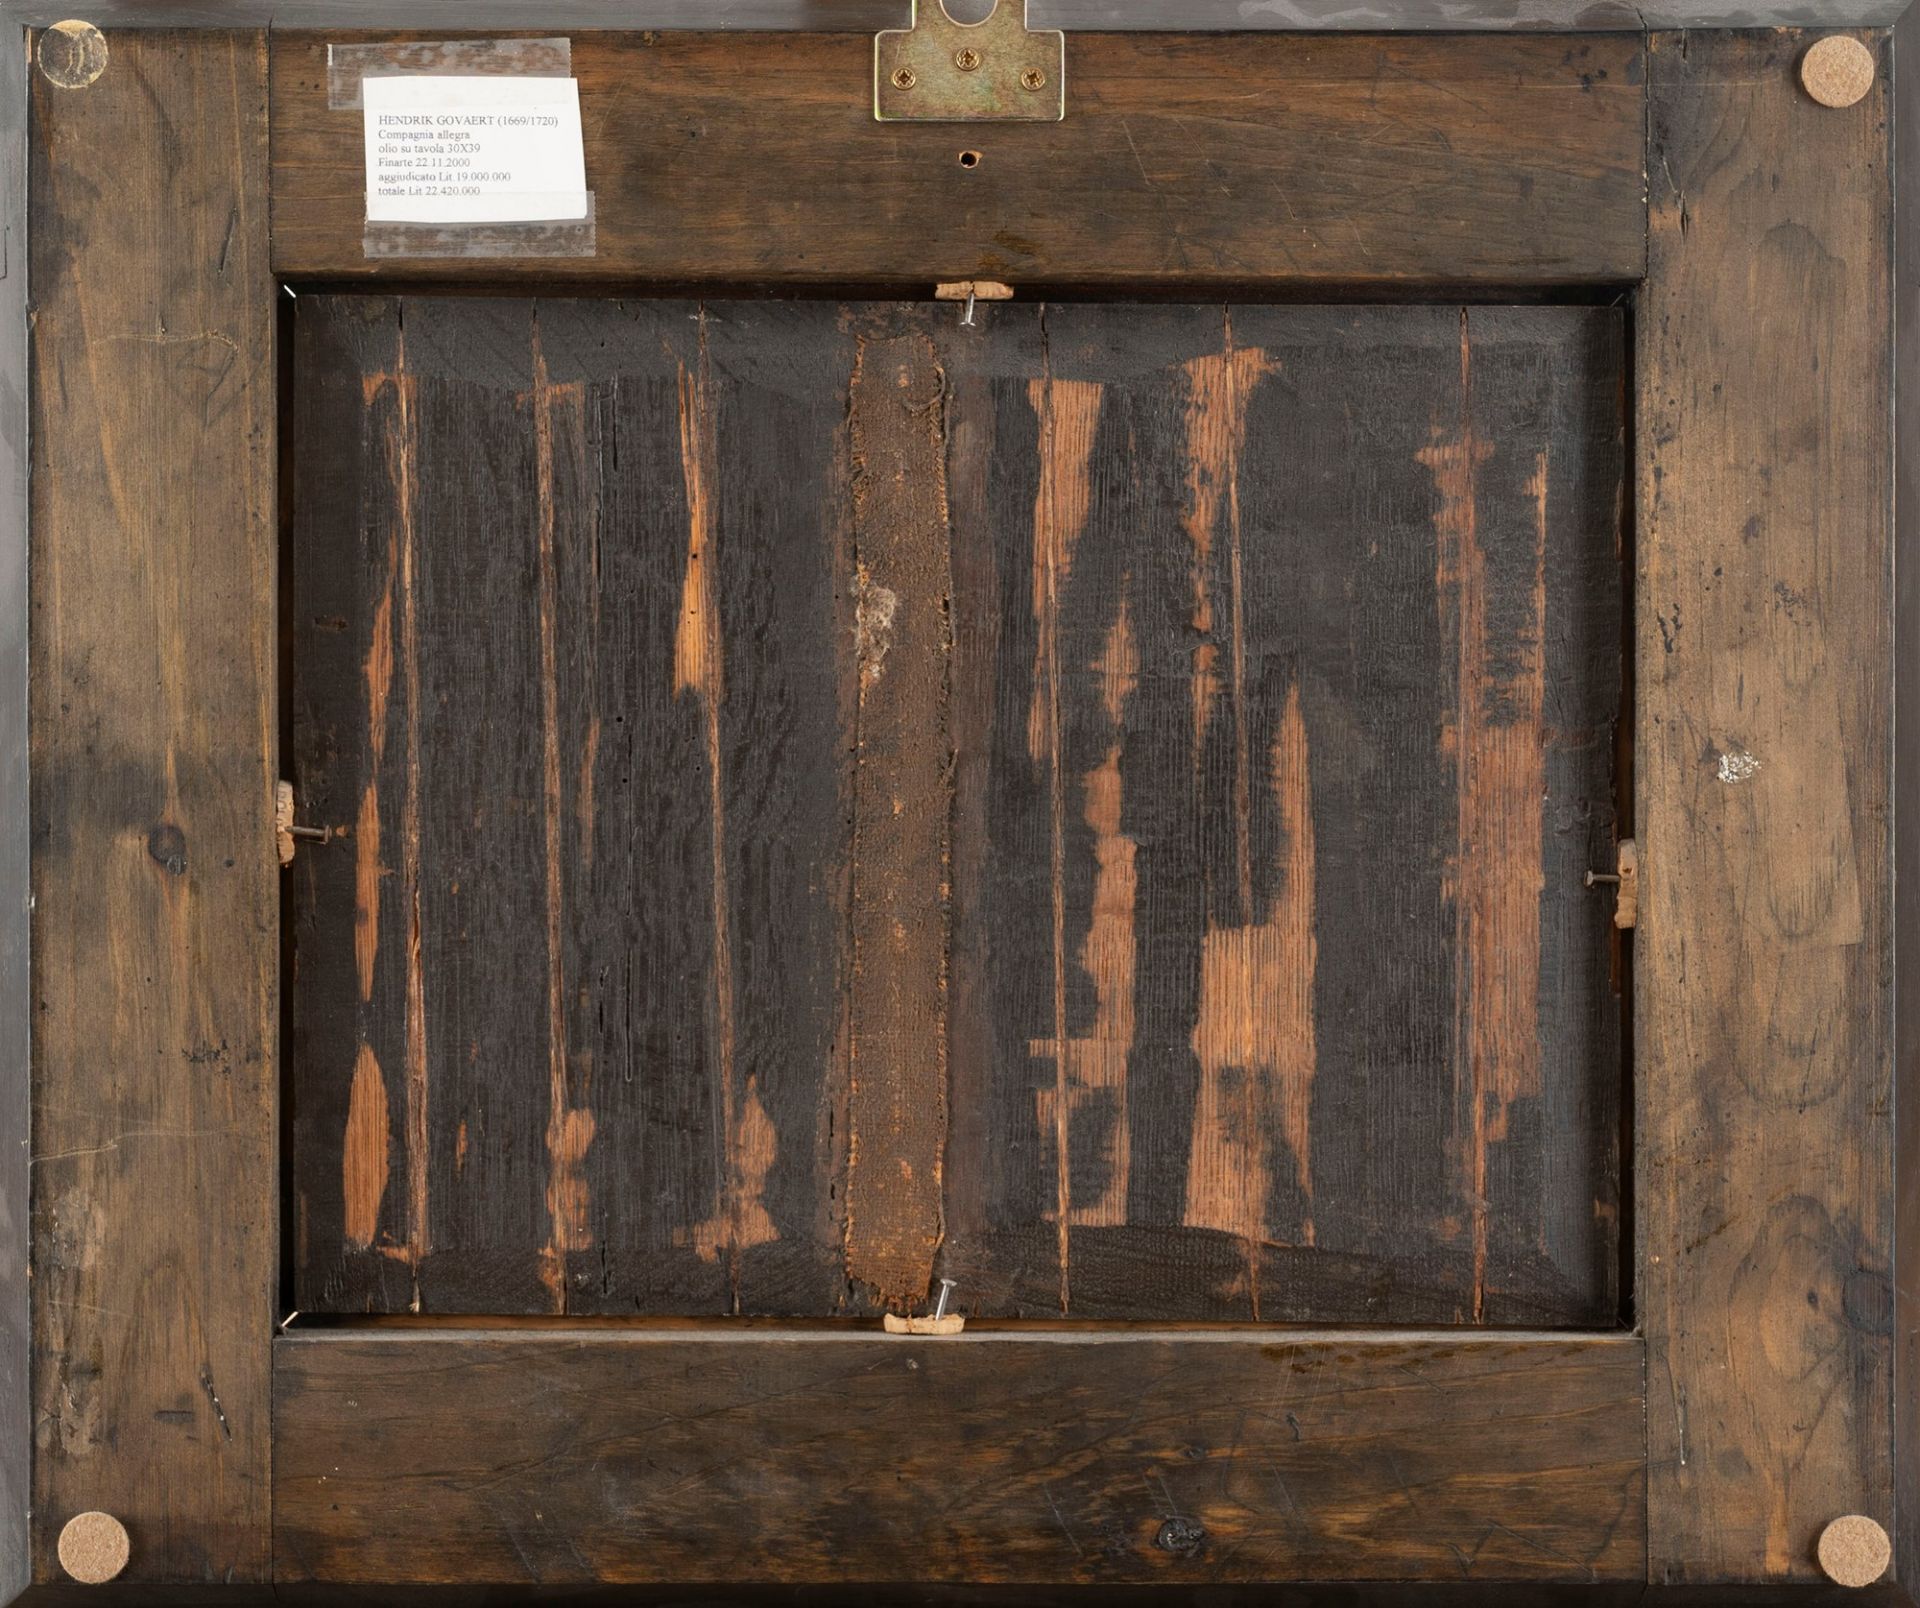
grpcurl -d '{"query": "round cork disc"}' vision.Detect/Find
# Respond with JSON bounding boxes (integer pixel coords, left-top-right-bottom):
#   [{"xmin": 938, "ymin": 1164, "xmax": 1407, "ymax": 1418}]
[
  {"xmin": 36, "ymin": 21, "xmax": 108, "ymax": 90},
  {"xmin": 1817, "ymin": 1514, "xmax": 1891, "ymax": 1588},
  {"xmin": 57, "ymin": 1510, "xmax": 129, "ymax": 1585},
  {"xmin": 1801, "ymin": 36, "xmax": 1875, "ymax": 109}
]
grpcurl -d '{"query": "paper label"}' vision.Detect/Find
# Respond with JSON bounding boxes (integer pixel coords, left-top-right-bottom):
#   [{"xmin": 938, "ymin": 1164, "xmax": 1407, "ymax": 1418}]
[{"xmin": 363, "ymin": 75, "xmax": 588, "ymax": 224}]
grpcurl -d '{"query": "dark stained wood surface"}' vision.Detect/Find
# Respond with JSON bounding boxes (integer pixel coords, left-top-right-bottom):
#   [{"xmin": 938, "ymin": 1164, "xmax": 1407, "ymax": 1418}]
[
  {"xmin": 0, "ymin": 21, "xmax": 26, "ymax": 1604},
  {"xmin": 943, "ymin": 304, "xmax": 1626, "ymax": 1324},
  {"xmin": 289, "ymin": 297, "xmax": 855, "ymax": 1316},
  {"xmin": 292, "ymin": 297, "xmax": 1624, "ymax": 1327},
  {"xmin": 27, "ymin": 27, "xmax": 276, "ymax": 1586},
  {"xmin": 1638, "ymin": 28, "xmax": 1894, "ymax": 1584},
  {"xmin": 272, "ymin": 1328, "xmax": 1647, "ymax": 1586},
  {"xmin": 269, "ymin": 31, "xmax": 1647, "ymax": 287}
]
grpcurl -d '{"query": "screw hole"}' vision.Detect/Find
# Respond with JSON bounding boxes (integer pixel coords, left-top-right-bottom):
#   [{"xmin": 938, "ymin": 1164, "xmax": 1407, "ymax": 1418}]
[{"xmin": 958, "ymin": 149, "xmax": 982, "ymax": 169}]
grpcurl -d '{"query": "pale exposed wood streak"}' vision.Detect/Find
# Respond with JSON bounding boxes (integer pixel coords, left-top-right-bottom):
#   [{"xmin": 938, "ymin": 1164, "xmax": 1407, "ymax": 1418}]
[
  {"xmin": 1185, "ymin": 684, "xmax": 1318, "ymax": 1306},
  {"xmin": 375, "ymin": 341, "xmax": 432, "ymax": 1297},
  {"xmin": 1031, "ymin": 597, "xmax": 1138, "ymax": 1230},
  {"xmin": 342, "ymin": 1044, "xmax": 391, "ymax": 1250},
  {"xmin": 672, "ymin": 313, "xmax": 776, "ymax": 1296},
  {"xmin": 533, "ymin": 322, "xmax": 596, "ymax": 1313},
  {"xmin": 1419, "ymin": 314, "xmax": 1544, "ymax": 1323},
  {"xmin": 1027, "ymin": 368, "xmax": 1103, "ymax": 1310},
  {"xmin": 1181, "ymin": 337, "xmax": 1274, "ymax": 789}
]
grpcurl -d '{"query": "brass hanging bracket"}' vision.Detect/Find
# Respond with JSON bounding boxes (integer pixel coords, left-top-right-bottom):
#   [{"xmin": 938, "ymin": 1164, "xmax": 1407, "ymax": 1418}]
[{"xmin": 875, "ymin": 0, "xmax": 1064, "ymax": 123}]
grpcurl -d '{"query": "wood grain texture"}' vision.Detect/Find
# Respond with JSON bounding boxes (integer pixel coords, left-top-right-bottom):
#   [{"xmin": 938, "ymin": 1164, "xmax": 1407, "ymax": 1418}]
[
  {"xmin": 1895, "ymin": 14, "xmax": 1920, "ymax": 1596},
  {"xmin": 269, "ymin": 31, "xmax": 1646, "ymax": 287},
  {"xmin": 273, "ymin": 1329, "xmax": 1647, "ymax": 1587},
  {"xmin": 294, "ymin": 298, "xmax": 1624, "ymax": 1327},
  {"xmin": 0, "ymin": 19, "xmax": 26, "ymax": 1602},
  {"xmin": 289, "ymin": 297, "xmax": 856, "ymax": 1316},
  {"xmin": 1639, "ymin": 28, "xmax": 1894, "ymax": 1583},
  {"xmin": 27, "ymin": 27, "xmax": 275, "ymax": 1585},
  {"xmin": 844, "ymin": 323, "xmax": 953, "ymax": 1310},
  {"xmin": 943, "ymin": 304, "xmax": 1626, "ymax": 1324}
]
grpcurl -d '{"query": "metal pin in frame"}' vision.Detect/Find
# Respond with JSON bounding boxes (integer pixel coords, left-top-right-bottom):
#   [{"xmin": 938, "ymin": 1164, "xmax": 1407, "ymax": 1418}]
[
  {"xmin": 960, "ymin": 290, "xmax": 977, "ymax": 328},
  {"xmin": 933, "ymin": 1276, "xmax": 957, "ymax": 1320}
]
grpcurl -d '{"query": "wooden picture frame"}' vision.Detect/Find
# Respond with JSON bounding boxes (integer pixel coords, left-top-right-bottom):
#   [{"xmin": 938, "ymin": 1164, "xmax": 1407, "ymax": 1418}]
[{"xmin": 0, "ymin": 3, "xmax": 1908, "ymax": 1600}]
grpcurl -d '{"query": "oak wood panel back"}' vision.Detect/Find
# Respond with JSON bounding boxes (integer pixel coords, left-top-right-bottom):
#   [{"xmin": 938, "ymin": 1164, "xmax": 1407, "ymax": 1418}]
[{"xmin": 290, "ymin": 295, "xmax": 1624, "ymax": 1324}]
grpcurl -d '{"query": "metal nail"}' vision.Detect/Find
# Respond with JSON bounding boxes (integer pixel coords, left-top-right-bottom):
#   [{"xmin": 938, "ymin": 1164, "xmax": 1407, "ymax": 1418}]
[{"xmin": 933, "ymin": 1277, "xmax": 957, "ymax": 1320}]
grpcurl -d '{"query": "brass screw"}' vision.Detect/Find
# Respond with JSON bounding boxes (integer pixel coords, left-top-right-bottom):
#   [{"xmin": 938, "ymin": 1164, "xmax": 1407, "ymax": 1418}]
[
  {"xmin": 891, "ymin": 66, "xmax": 917, "ymax": 90},
  {"xmin": 1021, "ymin": 67, "xmax": 1047, "ymax": 91},
  {"xmin": 954, "ymin": 47, "xmax": 982, "ymax": 72}
]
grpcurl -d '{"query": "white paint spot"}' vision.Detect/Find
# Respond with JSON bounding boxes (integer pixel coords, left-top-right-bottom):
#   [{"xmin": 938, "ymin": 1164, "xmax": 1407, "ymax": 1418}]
[{"xmin": 1717, "ymin": 747, "xmax": 1761, "ymax": 784}]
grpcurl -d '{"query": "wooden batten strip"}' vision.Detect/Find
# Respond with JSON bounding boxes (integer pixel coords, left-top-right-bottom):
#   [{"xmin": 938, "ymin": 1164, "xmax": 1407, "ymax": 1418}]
[{"xmin": 843, "ymin": 329, "xmax": 954, "ymax": 1311}]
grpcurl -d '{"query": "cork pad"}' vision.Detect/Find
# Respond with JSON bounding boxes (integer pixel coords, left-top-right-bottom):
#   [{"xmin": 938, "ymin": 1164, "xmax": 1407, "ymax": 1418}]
[
  {"xmin": 883, "ymin": 1313, "xmax": 965, "ymax": 1335},
  {"xmin": 1801, "ymin": 36, "xmax": 1875, "ymax": 109},
  {"xmin": 57, "ymin": 1511, "xmax": 130, "ymax": 1584},
  {"xmin": 37, "ymin": 21, "xmax": 108, "ymax": 89},
  {"xmin": 1817, "ymin": 1515, "xmax": 1890, "ymax": 1588}
]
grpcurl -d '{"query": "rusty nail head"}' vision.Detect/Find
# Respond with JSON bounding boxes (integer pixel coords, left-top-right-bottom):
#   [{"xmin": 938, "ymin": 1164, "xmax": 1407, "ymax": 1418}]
[
  {"xmin": 954, "ymin": 47, "xmax": 982, "ymax": 71},
  {"xmin": 891, "ymin": 66, "xmax": 917, "ymax": 89},
  {"xmin": 1021, "ymin": 67, "xmax": 1047, "ymax": 90}
]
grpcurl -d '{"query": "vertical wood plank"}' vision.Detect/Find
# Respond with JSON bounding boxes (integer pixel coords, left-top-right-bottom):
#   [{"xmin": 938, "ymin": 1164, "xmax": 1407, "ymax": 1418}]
[
  {"xmin": 692, "ymin": 301, "xmax": 858, "ymax": 1313},
  {"xmin": 0, "ymin": 19, "xmax": 25, "ymax": 1602},
  {"xmin": 1640, "ymin": 28, "xmax": 1893, "ymax": 1581},
  {"xmin": 28, "ymin": 27, "xmax": 274, "ymax": 1581},
  {"xmin": 291, "ymin": 297, "xmax": 856, "ymax": 1317},
  {"xmin": 1894, "ymin": 13, "xmax": 1920, "ymax": 1590},
  {"xmin": 844, "ymin": 318, "xmax": 952, "ymax": 1311}
]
